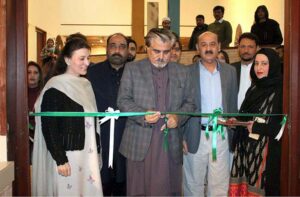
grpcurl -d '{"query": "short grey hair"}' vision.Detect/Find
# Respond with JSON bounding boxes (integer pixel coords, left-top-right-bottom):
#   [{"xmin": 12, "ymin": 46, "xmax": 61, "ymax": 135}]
[{"xmin": 145, "ymin": 28, "xmax": 176, "ymax": 47}]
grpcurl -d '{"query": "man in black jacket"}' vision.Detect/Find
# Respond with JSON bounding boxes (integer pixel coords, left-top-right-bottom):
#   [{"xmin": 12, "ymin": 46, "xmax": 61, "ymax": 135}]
[
  {"xmin": 188, "ymin": 15, "xmax": 208, "ymax": 50},
  {"xmin": 87, "ymin": 33, "xmax": 128, "ymax": 196}
]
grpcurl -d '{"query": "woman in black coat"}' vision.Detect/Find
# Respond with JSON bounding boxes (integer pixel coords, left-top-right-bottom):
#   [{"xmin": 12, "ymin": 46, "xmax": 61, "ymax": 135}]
[
  {"xmin": 251, "ymin": 5, "xmax": 283, "ymax": 45},
  {"xmin": 229, "ymin": 48, "xmax": 283, "ymax": 196}
]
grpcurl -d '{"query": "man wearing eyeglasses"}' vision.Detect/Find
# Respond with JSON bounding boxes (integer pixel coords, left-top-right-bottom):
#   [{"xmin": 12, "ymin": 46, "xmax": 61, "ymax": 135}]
[
  {"xmin": 117, "ymin": 28, "xmax": 196, "ymax": 196},
  {"xmin": 87, "ymin": 33, "xmax": 129, "ymax": 196}
]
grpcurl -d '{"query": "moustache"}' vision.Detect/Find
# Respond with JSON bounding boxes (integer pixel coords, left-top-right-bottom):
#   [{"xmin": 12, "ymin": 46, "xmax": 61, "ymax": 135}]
[
  {"xmin": 205, "ymin": 50, "xmax": 213, "ymax": 54},
  {"xmin": 112, "ymin": 53, "xmax": 123, "ymax": 58},
  {"xmin": 242, "ymin": 52, "xmax": 251, "ymax": 56},
  {"xmin": 156, "ymin": 58, "xmax": 166, "ymax": 63}
]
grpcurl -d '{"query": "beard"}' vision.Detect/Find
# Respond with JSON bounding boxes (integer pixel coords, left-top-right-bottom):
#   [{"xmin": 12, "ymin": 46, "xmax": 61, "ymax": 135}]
[
  {"xmin": 127, "ymin": 54, "xmax": 136, "ymax": 62},
  {"xmin": 108, "ymin": 54, "xmax": 127, "ymax": 65},
  {"xmin": 241, "ymin": 56, "xmax": 254, "ymax": 62},
  {"xmin": 153, "ymin": 60, "xmax": 168, "ymax": 68}
]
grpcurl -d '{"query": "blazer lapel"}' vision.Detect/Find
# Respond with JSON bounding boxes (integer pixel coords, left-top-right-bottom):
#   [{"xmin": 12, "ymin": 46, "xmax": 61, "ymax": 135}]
[
  {"xmin": 237, "ymin": 61, "xmax": 241, "ymax": 89},
  {"xmin": 141, "ymin": 59, "xmax": 156, "ymax": 108},
  {"xmin": 191, "ymin": 62, "xmax": 201, "ymax": 111},
  {"xmin": 219, "ymin": 64, "xmax": 228, "ymax": 112},
  {"xmin": 167, "ymin": 64, "xmax": 176, "ymax": 110}
]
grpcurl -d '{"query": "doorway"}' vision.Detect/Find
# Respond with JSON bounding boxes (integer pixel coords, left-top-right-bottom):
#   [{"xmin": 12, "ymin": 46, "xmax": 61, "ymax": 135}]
[{"xmin": 35, "ymin": 27, "xmax": 46, "ymax": 66}]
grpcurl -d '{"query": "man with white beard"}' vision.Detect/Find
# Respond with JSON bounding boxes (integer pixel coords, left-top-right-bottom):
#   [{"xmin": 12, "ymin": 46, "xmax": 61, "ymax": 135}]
[{"xmin": 117, "ymin": 28, "xmax": 196, "ymax": 196}]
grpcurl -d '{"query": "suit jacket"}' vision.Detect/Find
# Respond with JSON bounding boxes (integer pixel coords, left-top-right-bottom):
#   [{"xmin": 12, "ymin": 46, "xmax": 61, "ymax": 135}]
[
  {"xmin": 117, "ymin": 58, "xmax": 196, "ymax": 164},
  {"xmin": 87, "ymin": 60, "xmax": 127, "ymax": 183},
  {"xmin": 183, "ymin": 61, "xmax": 238, "ymax": 153},
  {"xmin": 231, "ymin": 61, "xmax": 241, "ymax": 89}
]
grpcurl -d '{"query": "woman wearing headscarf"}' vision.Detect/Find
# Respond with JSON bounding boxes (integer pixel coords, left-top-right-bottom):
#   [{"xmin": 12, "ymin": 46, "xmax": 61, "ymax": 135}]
[
  {"xmin": 229, "ymin": 48, "xmax": 283, "ymax": 196},
  {"xmin": 27, "ymin": 61, "xmax": 43, "ymax": 163},
  {"xmin": 251, "ymin": 5, "xmax": 283, "ymax": 45},
  {"xmin": 32, "ymin": 37, "xmax": 103, "ymax": 196}
]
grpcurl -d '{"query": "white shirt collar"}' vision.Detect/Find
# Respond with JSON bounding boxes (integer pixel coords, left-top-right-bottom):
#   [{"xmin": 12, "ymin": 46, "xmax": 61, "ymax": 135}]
[{"xmin": 217, "ymin": 19, "xmax": 224, "ymax": 23}]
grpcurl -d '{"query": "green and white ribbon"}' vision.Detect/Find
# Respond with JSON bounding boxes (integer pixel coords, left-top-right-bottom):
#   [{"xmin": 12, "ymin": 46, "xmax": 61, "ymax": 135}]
[
  {"xmin": 98, "ymin": 107, "xmax": 120, "ymax": 168},
  {"xmin": 275, "ymin": 115, "xmax": 287, "ymax": 140},
  {"xmin": 30, "ymin": 110, "xmax": 287, "ymax": 161},
  {"xmin": 205, "ymin": 108, "xmax": 225, "ymax": 161},
  {"xmin": 163, "ymin": 116, "xmax": 169, "ymax": 151}
]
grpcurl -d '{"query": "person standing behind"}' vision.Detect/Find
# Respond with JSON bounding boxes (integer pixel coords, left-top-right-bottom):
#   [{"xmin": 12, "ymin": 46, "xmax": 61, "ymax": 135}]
[
  {"xmin": 87, "ymin": 33, "xmax": 128, "ymax": 196},
  {"xmin": 251, "ymin": 5, "xmax": 283, "ymax": 45},
  {"xmin": 208, "ymin": 6, "xmax": 232, "ymax": 49},
  {"xmin": 117, "ymin": 28, "xmax": 196, "ymax": 196},
  {"xmin": 232, "ymin": 33, "xmax": 259, "ymax": 109},
  {"xmin": 217, "ymin": 50, "xmax": 230, "ymax": 64},
  {"xmin": 229, "ymin": 48, "xmax": 283, "ymax": 196},
  {"xmin": 32, "ymin": 37, "xmax": 103, "ymax": 196},
  {"xmin": 162, "ymin": 17, "xmax": 171, "ymax": 30},
  {"xmin": 127, "ymin": 37, "xmax": 137, "ymax": 62},
  {"xmin": 27, "ymin": 61, "xmax": 43, "ymax": 163},
  {"xmin": 170, "ymin": 32, "xmax": 182, "ymax": 63},
  {"xmin": 188, "ymin": 15, "xmax": 208, "ymax": 50},
  {"xmin": 40, "ymin": 38, "xmax": 59, "ymax": 61},
  {"xmin": 183, "ymin": 31, "xmax": 238, "ymax": 196}
]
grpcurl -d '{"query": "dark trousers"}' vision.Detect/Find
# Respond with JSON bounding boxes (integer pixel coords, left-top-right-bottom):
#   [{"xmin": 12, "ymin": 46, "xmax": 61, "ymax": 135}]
[{"xmin": 102, "ymin": 181, "xmax": 126, "ymax": 196}]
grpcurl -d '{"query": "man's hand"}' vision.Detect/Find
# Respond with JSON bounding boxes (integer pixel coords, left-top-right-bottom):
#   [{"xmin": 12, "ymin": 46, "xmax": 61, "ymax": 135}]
[
  {"xmin": 145, "ymin": 111, "xmax": 161, "ymax": 124},
  {"xmin": 57, "ymin": 162, "xmax": 71, "ymax": 177},
  {"xmin": 183, "ymin": 140, "xmax": 188, "ymax": 155},
  {"xmin": 160, "ymin": 114, "xmax": 179, "ymax": 131}
]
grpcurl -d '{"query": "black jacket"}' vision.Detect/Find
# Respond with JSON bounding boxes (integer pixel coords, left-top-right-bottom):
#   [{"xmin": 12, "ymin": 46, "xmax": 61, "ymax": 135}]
[
  {"xmin": 87, "ymin": 60, "xmax": 127, "ymax": 183},
  {"xmin": 251, "ymin": 19, "xmax": 283, "ymax": 45},
  {"xmin": 41, "ymin": 88, "xmax": 85, "ymax": 165},
  {"xmin": 188, "ymin": 24, "xmax": 208, "ymax": 50}
]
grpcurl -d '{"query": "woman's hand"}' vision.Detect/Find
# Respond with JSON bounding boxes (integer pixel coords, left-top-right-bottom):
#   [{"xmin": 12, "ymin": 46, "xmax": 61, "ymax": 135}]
[
  {"xmin": 247, "ymin": 121, "xmax": 254, "ymax": 133},
  {"xmin": 57, "ymin": 162, "xmax": 71, "ymax": 177}
]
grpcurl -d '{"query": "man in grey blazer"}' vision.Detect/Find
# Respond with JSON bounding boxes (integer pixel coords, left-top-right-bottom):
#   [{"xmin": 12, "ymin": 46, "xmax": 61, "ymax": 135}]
[
  {"xmin": 183, "ymin": 31, "xmax": 238, "ymax": 196},
  {"xmin": 117, "ymin": 28, "xmax": 196, "ymax": 196},
  {"xmin": 231, "ymin": 32, "xmax": 258, "ymax": 109}
]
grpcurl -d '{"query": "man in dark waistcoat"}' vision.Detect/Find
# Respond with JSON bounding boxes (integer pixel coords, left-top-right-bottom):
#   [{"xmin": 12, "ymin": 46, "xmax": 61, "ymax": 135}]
[{"xmin": 87, "ymin": 33, "xmax": 128, "ymax": 196}]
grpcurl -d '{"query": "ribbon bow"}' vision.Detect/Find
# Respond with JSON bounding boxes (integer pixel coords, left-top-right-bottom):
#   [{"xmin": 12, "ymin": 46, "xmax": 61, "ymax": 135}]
[
  {"xmin": 205, "ymin": 108, "xmax": 225, "ymax": 161},
  {"xmin": 98, "ymin": 107, "xmax": 120, "ymax": 168},
  {"xmin": 275, "ymin": 115, "xmax": 287, "ymax": 140}
]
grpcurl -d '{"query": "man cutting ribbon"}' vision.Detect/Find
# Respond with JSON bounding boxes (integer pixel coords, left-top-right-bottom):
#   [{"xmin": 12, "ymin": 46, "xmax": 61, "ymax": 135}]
[{"xmin": 117, "ymin": 28, "xmax": 196, "ymax": 196}]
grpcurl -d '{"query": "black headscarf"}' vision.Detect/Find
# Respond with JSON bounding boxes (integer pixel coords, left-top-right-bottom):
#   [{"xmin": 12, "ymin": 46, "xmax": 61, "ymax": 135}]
[{"xmin": 239, "ymin": 48, "xmax": 282, "ymax": 117}]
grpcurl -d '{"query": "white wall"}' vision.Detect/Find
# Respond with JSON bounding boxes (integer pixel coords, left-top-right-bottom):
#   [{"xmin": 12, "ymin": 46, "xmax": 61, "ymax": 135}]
[
  {"xmin": 58, "ymin": 0, "xmax": 168, "ymax": 36},
  {"xmin": 180, "ymin": 0, "xmax": 284, "ymax": 46},
  {"xmin": 0, "ymin": 136, "xmax": 7, "ymax": 161},
  {"xmin": 59, "ymin": 0, "xmax": 132, "ymax": 36},
  {"xmin": 144, "ymin": 0, "xmax": 168, "ymax": 33},
  {"xmin": 27, "ymin": 0, "xmax": 284, "ymax": 61}
]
